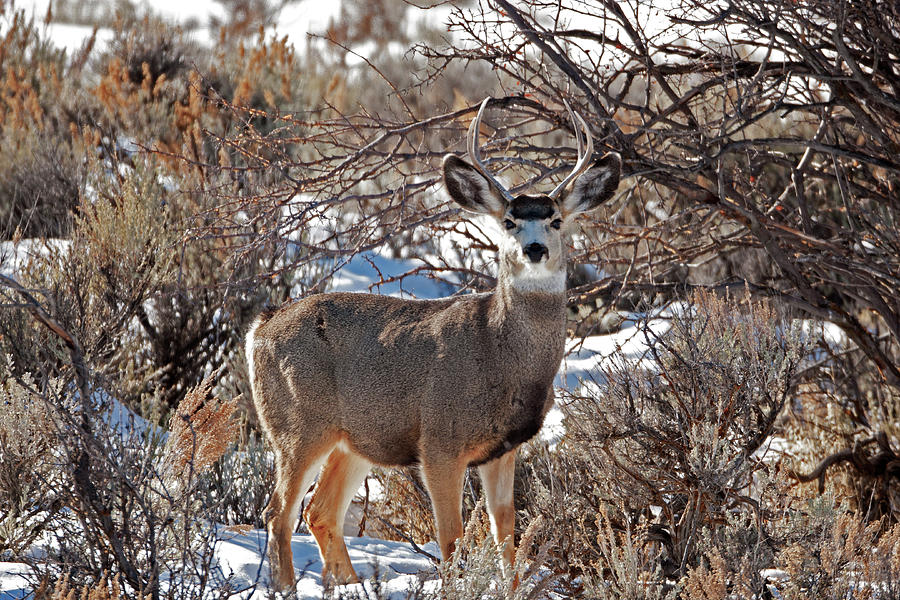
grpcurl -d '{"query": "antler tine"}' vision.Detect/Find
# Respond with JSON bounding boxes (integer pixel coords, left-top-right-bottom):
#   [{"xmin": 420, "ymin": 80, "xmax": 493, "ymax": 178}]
[
  {"xmin": 467, "ymin": 97, "xmax": 514, "ymax": 202},
  {"xmin": 565, "ymin": 100, "xmax": 585, "ymax": 159},
  {"xmin": 549, "ymin": 101, "xmax": 595, "ymax": 199}
]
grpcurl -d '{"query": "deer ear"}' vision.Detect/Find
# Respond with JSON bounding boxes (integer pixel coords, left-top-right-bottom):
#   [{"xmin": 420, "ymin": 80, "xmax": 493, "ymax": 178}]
[
  {"xmin": 561, "ymin": 152, "xmax": 622, "ymax": 215},
  {"xmin": 443, "ymin": 154, "xmax": 506, "ymax": 215}
]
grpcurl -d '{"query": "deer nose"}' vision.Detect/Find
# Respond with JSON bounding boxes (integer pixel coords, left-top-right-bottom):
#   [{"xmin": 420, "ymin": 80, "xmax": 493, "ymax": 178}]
[{"xmin": 524, "ymin": 242, "xmax": 548, "ymax": 263}]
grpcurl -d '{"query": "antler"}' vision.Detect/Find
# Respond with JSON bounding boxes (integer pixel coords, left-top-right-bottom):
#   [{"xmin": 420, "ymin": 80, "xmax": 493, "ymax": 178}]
[
  {"xmin": 548, "ymin": 100, "xmax": 594, "ymax": 199},
  {"xmin": 466, "ymin": 97, "xmax": 594, "ymax": 200},
  {"xmin": 467, "ymin": 98, "xmax": 514, "ymax": 202}
]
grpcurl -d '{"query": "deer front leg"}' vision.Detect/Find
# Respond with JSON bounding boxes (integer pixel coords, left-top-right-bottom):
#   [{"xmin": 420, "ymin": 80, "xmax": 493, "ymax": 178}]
[
  {"xmin": 421, "ymin": 455, "xmax": 467, "ymax": 564},
  {"xmin": 478, "ymin": 450, "xmax": 516, "ymax": 576}
]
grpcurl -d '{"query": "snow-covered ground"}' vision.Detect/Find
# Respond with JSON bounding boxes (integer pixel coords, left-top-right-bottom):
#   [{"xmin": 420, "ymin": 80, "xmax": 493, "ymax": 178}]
[
  {"xmin": 0, "ymin": 563, "xmax": 29, "ymax": 600},
  {"xmin": 0, "ymin": 239, "xmax": 70, "ymax": 278},
  {"xmin": 1, "ymin": 533, "xmax": 438, "ymax": 599},
  {"xmin": 215, "ymin": 528, "xmax": 439, "ymax": 599},
  {"xmin": 326, "ymin": 250, "xmax": 455, "ymax": 299}
]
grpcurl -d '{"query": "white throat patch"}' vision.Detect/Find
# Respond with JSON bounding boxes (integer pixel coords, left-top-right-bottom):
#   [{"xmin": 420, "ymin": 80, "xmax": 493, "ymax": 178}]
[{"xmin": 510, "ymin": 262, "xmax": 566, "ymax": 293}]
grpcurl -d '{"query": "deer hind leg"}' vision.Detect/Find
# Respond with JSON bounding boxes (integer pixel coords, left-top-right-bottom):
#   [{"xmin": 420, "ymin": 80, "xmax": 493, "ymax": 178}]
[
  {"xmin": 478, "ymin": 451, "xmax": 517, "ymax": 578},
  {"xmin": 421, "ymin": 454, "xmax": 467, "ymax": 565},
  {"xmin": 265, "ymin": 443, "xmax": 331, "ymax": 592},
  {"xmin": 304, "ymin": 446, "xmax": 371, "ymax": 586}
]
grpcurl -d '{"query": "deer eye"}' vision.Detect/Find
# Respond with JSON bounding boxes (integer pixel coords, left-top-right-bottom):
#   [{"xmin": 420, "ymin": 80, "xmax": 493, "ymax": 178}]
[
  {"xmin": 551, "ymin": 218, "xmax": 562, "ymax": 230},
  {"xmin": 504, "ymin": 219, "xmax": 516, "ymax": 230}
]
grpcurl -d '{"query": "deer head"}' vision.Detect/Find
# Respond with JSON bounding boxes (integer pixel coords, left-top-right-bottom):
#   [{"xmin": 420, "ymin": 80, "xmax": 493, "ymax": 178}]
[{"xmin": 443, "ymin": 98, "xmax": 621, "ymax": 292}]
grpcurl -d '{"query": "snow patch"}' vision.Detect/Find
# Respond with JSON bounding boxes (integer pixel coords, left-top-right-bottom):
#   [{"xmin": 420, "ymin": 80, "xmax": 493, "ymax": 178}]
[
  {"xmin": 328, "ymin": 250, "xmax": 454, "ymax": 299},
  {"xmin": 0, "ymin": 562, "xmax": 30, "ymax": 600},
  {"xmin": 214, "ymin": 528, "xmax": 438, "ymax": 599},
  {"xmin": 0, "ymin": 239, "xmax": 71, "ymax": 278}
]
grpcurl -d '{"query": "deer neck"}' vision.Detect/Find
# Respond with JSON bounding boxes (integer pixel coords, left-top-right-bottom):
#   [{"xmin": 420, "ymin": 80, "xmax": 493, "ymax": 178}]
[{"xmin": 489, "ymin": 262, "xmax": 568, "ymax": 351}]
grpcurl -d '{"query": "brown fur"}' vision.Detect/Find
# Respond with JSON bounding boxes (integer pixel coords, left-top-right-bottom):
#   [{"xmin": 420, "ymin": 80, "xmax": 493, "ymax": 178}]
[{"xmin": 252, "ymin": 289, "xmax": 563, "ymax": 466}]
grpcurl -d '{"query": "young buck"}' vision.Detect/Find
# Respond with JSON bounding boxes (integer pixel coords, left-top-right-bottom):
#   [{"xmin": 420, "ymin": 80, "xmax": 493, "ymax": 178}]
[{"xmin": 246, "ymin": 98, "xmax": 621, "ymax": 591}]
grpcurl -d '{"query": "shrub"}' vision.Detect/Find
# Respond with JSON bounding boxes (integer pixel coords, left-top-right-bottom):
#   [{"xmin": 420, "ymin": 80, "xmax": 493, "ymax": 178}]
[
  {"xmin": 773, "ymin": 500, "xmax": 900, "ymax": 600},
  {"xmin": 367, "ymin": 467, "xmax": 437, "ymax": 544},
  {"xmin": 786, "ymin": 347, "xmax": 900, "ymax": 521},
  {"xmin": 103, "ymin": 14, "xmax": 190, "ymax": 86},
  {"xmin": 0, "ymin": 348, "xmax": 243, "ymax": 598},
  {"xmin": 520, "ymin": 290, "xmax": 807, "ymax": 592},
  {"xmin": 0, "ymin": 152, "xmax": 244, "ymax": 596},
  {"xmin": 0, "ymin": 370, "xmax": 61, "ymax": 558},
  {"xmin": 0, "ymin": 127, "xmax": 84, "ymax": 239},
  {"xmin": 201, "ymin": 432, "xmax": 273, "ymax": 528},
  {"xmin": 432, "ymin": 502, "xmax": 554, "ymax": 600},
  {"xmin": 0, "ymin": 5, "xmax": 86, "ymax": 240}
]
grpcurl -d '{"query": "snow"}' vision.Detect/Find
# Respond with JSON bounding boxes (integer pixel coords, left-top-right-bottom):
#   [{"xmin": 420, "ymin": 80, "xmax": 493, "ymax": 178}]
[
  {"xmin": 40, "ymin": 22, "xmax": 115, "ymax": 55},
  {"xmin": 216, "ymin": 528, "xmax": 438, "ymax": 599},
  {"xmin": 0, "ymin": 530, "xmax": 437, "ymax": 599},
  {"xmin": 276, "ymin": 2, "xmax": 347, "ymax": 42},
  {"xmin": 0, "ymin": 239, "xmax": 70, "ymax": 278},
  {"xmin": 560, "ymin": 312, "xmax": 670, "ymax": 387},
  {"xmin": 103, "ymin": 388, "xmax": 159, "ymax": 441},
  {"xmin": 0, "ymin": 563, "xmax": 29, "ymax": 600},
  {"xmin": 327, "ymin": 250, "xmax": 454, "ymax": 299}
]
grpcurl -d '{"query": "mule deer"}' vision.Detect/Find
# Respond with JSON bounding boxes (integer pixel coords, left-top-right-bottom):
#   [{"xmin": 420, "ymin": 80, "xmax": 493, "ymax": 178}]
[{"xmin": 246, "ymin": 98, "xmax": 621, "ymax": 591}]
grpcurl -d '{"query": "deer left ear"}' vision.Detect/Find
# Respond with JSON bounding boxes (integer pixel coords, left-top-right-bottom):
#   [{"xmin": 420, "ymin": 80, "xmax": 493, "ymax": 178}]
[
  {"xmin": 442, "ymin": 154, "xmax": 506, "ymax": 215},
  {"xmin": 561, "ymin": 152, "xmax": 622, "ymax": 215}
]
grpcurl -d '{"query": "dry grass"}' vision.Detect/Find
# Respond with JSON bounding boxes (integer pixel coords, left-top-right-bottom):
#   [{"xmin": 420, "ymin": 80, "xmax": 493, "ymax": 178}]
[
  {"xmin": 366, "ymin": 467, "xmax": 437, "ymax": 544},
  {"xmin": 43, "ymin": 573, "xmax": 132, "ymax": 600},
  {"xmin": 164, "ymin": 375, "xmax": 239, "ymax": 478},
  {"xmin": 680, "ymin": 548, "xmax": 727, "ymax": 600},
  {"xmin": 0, "ymin": 373, "xmax": 58, "ymax": 555}
]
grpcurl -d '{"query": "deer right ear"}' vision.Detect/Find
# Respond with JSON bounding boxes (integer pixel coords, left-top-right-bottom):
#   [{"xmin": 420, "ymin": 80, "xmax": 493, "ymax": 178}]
[
  {"xmin": 442, "ymin": 154, "xmax": 506, "ymax": 215},
  {"xmin": 560, "ymin": 152, "xmax": 622, "ymax": 215}
]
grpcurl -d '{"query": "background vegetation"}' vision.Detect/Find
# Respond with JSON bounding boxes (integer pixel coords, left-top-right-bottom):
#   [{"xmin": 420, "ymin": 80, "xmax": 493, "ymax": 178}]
[{"xmin": 0, "ymin": 0, "xmax": 898, "ymax": 597}]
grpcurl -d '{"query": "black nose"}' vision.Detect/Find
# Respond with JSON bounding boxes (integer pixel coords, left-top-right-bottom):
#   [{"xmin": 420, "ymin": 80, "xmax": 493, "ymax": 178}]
[{"xmin": 524, "ymin": 243, "xmax": 548, "ymax": 263}]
